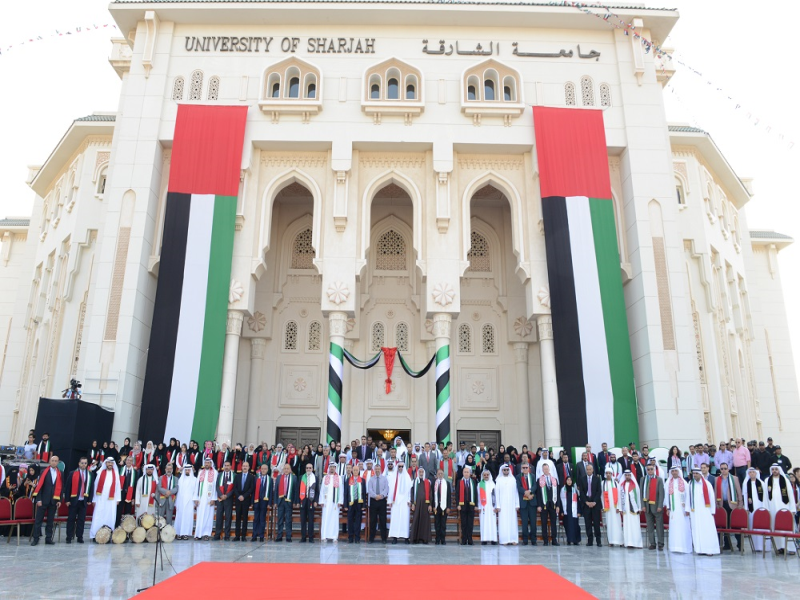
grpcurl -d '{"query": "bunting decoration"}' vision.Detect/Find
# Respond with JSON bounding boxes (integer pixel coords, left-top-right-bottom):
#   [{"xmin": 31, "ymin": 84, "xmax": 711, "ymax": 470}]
[
  {"xmin": 1, "ymin": 24, "xmax": 118, "ymax": 56},
  {"xmin": 533, "ymin": 105, "xmax": 638, "ymax": 450},
  {"xmin": 139, "ymin": 104, "xmax": 249, "ymax": 445}
]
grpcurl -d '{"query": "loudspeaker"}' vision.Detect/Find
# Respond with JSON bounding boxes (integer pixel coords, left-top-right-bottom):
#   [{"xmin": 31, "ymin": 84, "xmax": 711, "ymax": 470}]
[{"xmin": 34, "ymin": 397, "xmax": 114, "ymax": 471}]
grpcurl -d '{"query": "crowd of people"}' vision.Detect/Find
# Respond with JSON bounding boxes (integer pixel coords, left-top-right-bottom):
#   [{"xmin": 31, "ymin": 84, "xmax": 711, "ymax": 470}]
[{"xmin": 2, "ymin": 433, "xmax": 797, "ymax": 556}]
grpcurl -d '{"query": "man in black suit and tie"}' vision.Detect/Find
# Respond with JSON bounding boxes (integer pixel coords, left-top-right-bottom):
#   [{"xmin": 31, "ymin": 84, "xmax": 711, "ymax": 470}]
[
  {"xmin": 64, "ymin": 456, "xmax": 93, "ymax": 544},
  {"xmin": 457, "ymin": 465, "xmax": 478, "ymax": 545},
  {"xmin": 357, "ymin": 436, "xmax": 372, "ymax": 463},
  {"xmin": 556, "ymin": 450, "xmax": 573, "ymax": 488},
  {"xmin": 597, "ymin": 443, "xmax": 611, "ymax": 475},
  {"xmin": 273, "ymin": 463, "xmax": 299, "ymax": 542},
  {"xmin": 516, "ymin": 462, "xmax": 538, "ymax": 545},
  {"xmin": 233, "ymin": 462, "xmax": 254, "ymax": 541},
  {"xmin": 116, "ymin": 455, "xmax": 138, "ymax": 527},
  {"xmin": 31, "ymin": 455, "xmax": 64, "ymax": 546},
  {"xmin": 213, "ymin": 461, "xmax": 235, "ymax": 540},
  {"xmin": 576, "ymin": 452, "xmax": 590, "ymax": 488},
  {"xmin": 618, "ymin": 447, "xmax": 634, "ymax": 473},
  {"xmin": 251, "ymin": 464, "xmax": 272, "ymax": 542},
  {"xmin": 579, "ymin": 463, "xmax": 602, "ymax": 547}
]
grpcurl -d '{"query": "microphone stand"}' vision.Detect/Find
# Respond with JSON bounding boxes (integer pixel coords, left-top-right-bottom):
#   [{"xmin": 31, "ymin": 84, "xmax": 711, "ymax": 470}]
[{"xmin": 136, "ymin": 520, "xmax": 165, "ymax": 592}]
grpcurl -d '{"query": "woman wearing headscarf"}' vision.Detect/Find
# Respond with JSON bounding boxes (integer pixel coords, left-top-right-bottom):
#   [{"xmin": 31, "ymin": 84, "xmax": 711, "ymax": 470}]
[
  {"xmin": 328, "ymin": 440, "xmax": 339, "ymax": 462},
  {"xmin": 456, "ymin": 453, "xmax": 477, "ymax": 487},
  {"xmin": 486, "ymin": 450, "xmax": 500, "ymax": 481},
  {"xmin": 155, "ymin": 442, "xmax": 168, "ymax": 474},
  {"xmin": 478, "ymin": 469, "xmax": 497, "ymax": 545},
  {"xmin": 105, "ymin": 441, "xmax": 120, "ymax": 466},
  {"xmin": 560, "ymin": 475, "xmax": 582, "ymax": 545},
  {"xmin": 89, "ymin": 441, "xmax": 104, "ymax": 472},
  {"xmin": 143, "ymin": 441, "xmax": 156, "ymax": 468},
  {"xmin": 130, "ymin": 442, "xmax": 144, "ymax": 472}
]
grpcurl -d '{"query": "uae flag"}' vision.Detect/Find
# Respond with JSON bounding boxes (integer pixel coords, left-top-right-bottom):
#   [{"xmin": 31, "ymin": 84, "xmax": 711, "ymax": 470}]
[
  {"xmin": 139, "ymin": 104, "xmax": 248, "ymax": 444},
  {"xmin": 533, "ymin": 106, "xmax": 638, "ymax": 450}
]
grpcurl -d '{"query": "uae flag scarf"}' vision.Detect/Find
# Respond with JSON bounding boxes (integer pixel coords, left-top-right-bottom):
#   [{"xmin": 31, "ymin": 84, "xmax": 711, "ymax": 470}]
[
  {"xmin": 533, "ymin": 106, "xmax": 638, "ymax": 450},
  {"xmin": 139, "ymin": 104, "xmax": 248, "ymax": 444}
]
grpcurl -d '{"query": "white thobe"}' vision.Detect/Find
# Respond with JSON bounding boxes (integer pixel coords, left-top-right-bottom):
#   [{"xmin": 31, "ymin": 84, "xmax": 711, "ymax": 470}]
[
  {"xmin": 388, "ymin": 471, "xmax": 411, "ymax": 539},
  {"xmin": 767, "ymin": 475, "xmax": 797, "ymax": 552},
  {"xmin": 688, "ymin": 478, "xmax": 720, "ymax": 555},
  {"xmin": 664, "ymin": 480, "xmax": 692, "ymax": 554},
  {"xmin": 602, "ymin": 480, "xmax": 623, "ymax": 546},
  {"xmin": 174, "ymin": 475, "xmax": 197, "ymax": 537},
  {"xmin": 319, "ymin": 476, "xmax": 342, "ymax": 541},
  {"xmin": 135, "ymin": 475, "xmax": 157, "ymax": 518},
  {"xmin": 620, "ymin": 480, "xmax": 643, "ymax": 548},
  {"xmin": 193, "ymin": 472, "xmax": 218, "ymax": 538},
  {"xmin": 535, "ymin": 459, "xmax": 558, "ymax": 483},
  {"xmin": 741, "ymin": 478, "xmax": 769, "ymax": 552},
  {"xmin": 89, "ymin": 470, "xmax": 121, "ymax": 539},
  {"xmin": 478, "ymin": 481, "xmax": 497, "ymax": 542},
  {"xmin": 495, "ymin": 474, "xmax": 519, "ymax": 544}
]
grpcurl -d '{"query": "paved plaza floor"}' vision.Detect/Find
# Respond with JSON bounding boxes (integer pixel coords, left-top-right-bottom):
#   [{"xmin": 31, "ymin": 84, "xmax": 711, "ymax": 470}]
[{"xmin": 0, "ymin": 534, "xmax": 796, "ymax": 599}]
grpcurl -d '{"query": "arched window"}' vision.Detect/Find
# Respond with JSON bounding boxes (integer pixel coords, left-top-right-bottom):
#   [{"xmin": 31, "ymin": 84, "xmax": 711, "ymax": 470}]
[
  {"xmin": 599, "ymin": 83, "xmax": 611, "ymax": 107},
  {"xmin": 284, "ymin": 321, "xmax": 298, "ymax": 351},
  {"xmin": 481, "ymin": 324, "xmax": 496, "ymax": 354},
  {"xmin": 467, "ymin": 231, "xmax": 490, "ymax": 272},
  {"xmin": 581, "ymin": 76, "xmax": 595, "ymax": 106},
  {"xmin": 370, "ymin": 83, "xmax": 380, "ymax": 99},
  {"xmin": 676, "ymin": 180, "xmax": 685, "ymax": 205},
  {"xmin": 97, "ymin": 169, "xmax": 107, "ymax": 195},
  {"xmin": 467, "ymin": 75, "xmax": 480, "ymax": 101},
  {"xmin": 304, "ymin": 73, "xmax": 317, "ymax": 99},
  {"xmin": 189, "ymin": 70, "xmax": 203, "ymax": 101},
  {"xmin": 565, "ymin": 82, "xmax": 576, "ymax": 106},
  {"xmin": 271, "ymin": 82, "xmax": 280, "ymax": 98},
  {"xmin": 503, "ymin": 76, "xmax": 516, "ymax": 102},
  {"xmin": 405, "ymin": 74, "xmax": 418, "ymax": 100},
  {"xmin": 396, "ymin": 322, "xmax": 409, "ymax": 352},
  {"xmin": 467, "ymin": 85, "xmax": 476, "ymax": 101},
  {"xmin": 288, "ymin": 77, "xmax": 300, "ymax": 98},
  {"xmin": 306, "ymin": 83, "xmax": 317, "ymax": 98},
  {"xmin": 291, "ymin": 228, "xmax": 314, "ymax": 269},
  {"xmin": 308, "ymin": 321, "xmax": 322, "ymax": 351},
  {"xmin": 387, "ymin": 78, "xmax": 399, "ymax": 100},
  {"xmin": 371, "ymin": 322, "xmax": 385, "ymax": 352},
  {"xmin": 207, "ymin": 76, "xmax": 220, "ymax": 101},
  {"xmin": 172, "ymin": 76, "xmax": 185, "ymax": 101},
  {"xmin": 458, "ymin": 323, "xmax": 472, "ymax": 353},
  {"xmin": 503, "ymin": 86, "xmax": 512, "ymax": 101},
  {"xmin": 484, "ymin": 79, "xmax": 495, "ymax": 101},
  {"xmin": 376, "ymin": 229, "xmax": 406, "ymax": 270}
]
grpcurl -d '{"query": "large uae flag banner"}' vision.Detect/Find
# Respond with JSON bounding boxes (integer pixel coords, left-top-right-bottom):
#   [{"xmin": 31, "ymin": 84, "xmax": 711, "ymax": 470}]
[
  {"xmin": 139, "ymin": 105, "xmax": 248, "ymax": 444},
  {"xmin": 533, "ymin": 106, "xmax": 638, "ymax": 450}
]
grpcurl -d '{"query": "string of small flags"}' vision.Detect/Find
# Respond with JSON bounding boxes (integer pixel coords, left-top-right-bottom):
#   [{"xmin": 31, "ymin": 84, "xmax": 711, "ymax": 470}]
[
  {"xmin": 0, "ymin": 23, "xmax": 117, "ymax": 56},
  {"xmin": 550, "ymin": 1, "xmax": 795, "ymax": 151}
]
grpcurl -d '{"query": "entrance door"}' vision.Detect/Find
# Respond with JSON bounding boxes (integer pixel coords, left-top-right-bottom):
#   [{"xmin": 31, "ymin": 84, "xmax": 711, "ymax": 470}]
[
  {"xmin": 367, "ymin": 429, "xmax": 411, "ymax": 447},
  {"xmin": 457, "ymin": 430, "xmax": 501, "ymax": 453},
  {"xmin": 275, "ymin": 427, "xmax": 321, "ymax": 449}
]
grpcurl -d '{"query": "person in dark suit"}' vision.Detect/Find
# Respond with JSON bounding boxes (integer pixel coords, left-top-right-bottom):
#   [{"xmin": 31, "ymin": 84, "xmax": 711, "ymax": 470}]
[
  {"xmin": 457, "ymin": 465, "xmax": 478, "ymax": 545},
  {"xmin": 298, "ymin": 463, "xmax": 319, "ymax": 542},
  {"xmin": 213, "ymin": 461, "xmax": 235, "ymax": 540},
  {"xmin": 273, "ymin": 463, "xmax": 299, "ymax": 542},
  {"xmin": 579, "ymin": 462, "xmax": 602, "ymax": 547},
  {"xmin": 639, "ymin": 462, "xmax": 665, "ymax": 550},
  {"xmin": 597, "ymin": 443, "xmax": 611, "ymax": 475},
  {"xmin": 575, "ymin": 452, "xmax": 590, "ymax": 488},
  {"xmin": 64, "ymin": 457, "xmax": 93, "ymax": 544},
  {"xmin": 584, "ymin": 444, "xmax": 598, "ymax": 471},
  {"xmin": 516, "ymin": 462, "xmax": 538, "ymax": 545},
  {"xmin": 356, "ymin": 436, "xmax": 373, "ymax": 463},
  {"xmin": 556, "ymin": 450, "xmax": 573, "ymax": 488},
  {"xmin": 233, "ymin": 462, "xmax": 254, "ymax": 541},
  {"xmin": 31, "ymin": 456, "xmax": 64, "ymax": 546},
  {"xmin": 432, "ymin": 468, "xmax": 451, "ymax": 545},
  {"xmin": 536, "ymin": 464, "xmax": 559, "ymax": 546},
  {"xmin": 116, "ymin": 455, "xmax": 138, "ymax": 527},
  {"xmin": 618, "ymin": 448, "xmax": 634, "ymax": 473},
  {"xmin": 250, "ymin": 464, "xmax": 272, "ymax": 542}
]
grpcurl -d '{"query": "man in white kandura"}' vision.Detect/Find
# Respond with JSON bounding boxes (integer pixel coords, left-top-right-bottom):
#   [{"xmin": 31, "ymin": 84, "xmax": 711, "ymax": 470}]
[
  {"xmin": 194, "ymin": 457, "xmax": 218, "ymax": 540},
  {"xmin": 135, "ymin": 464, "xmax": 158, "ymax": 518},
  {"xmin": 620, "ymin": 470, "xmax": 643, "ymax": 548},
  {"xmin": 478, "ymin": 469, "xmax": 497, "ymax": 545},
  {"xmin": 766, "ymin": 464, "xmax": 797, "ymax": 555},
  {"xmin": 90, "ymin": 458, "xmax": 120, "ymax": 540},
  {"xmin": 319, "ymin": 463, "xmax": 341, "ymax": 542},
  {"xmin": 664, "ymin": 466, "xmax": 692, "ymax": 554},
  {"xmin": 688, "ymin": 468, "xmax": 720, "ymax": 556},
  {"xmin": 741, "ymin": 467, "xmax": 769, "ymax": 552},
  {"xmin": 535, "ymin": 448, "xmax": 558, "ymax": 484},
  {"xmin": 602, "ymin": 466, "xmax": 623, "ymax": 546},
  {"xmin": 495, "ymin": 464, "xmax": 520, "ymax": 545},
  {"xmin": 174, "ymin": 464, "xmax": 197, "ymax": 540},
  {"xmin": 388, "ymin": 462, "xmax": 411, "ymax": 544}
]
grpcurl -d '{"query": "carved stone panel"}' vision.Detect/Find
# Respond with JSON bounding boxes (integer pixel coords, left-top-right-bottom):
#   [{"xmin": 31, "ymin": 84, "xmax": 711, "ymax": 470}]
[
  {"xmin": 279, "ymin": 364, "xmax": 320, "ymax": 408},
  {"xmin": 367, "ymin": 370, "xmax": 410, "ymax": 410},
  {"xmin": 457, "ymin": 366, "xmax": 498, "ymax": 410}
]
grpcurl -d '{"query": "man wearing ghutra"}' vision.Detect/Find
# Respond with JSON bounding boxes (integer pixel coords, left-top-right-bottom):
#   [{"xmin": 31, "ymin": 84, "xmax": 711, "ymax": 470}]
[
  {"xmin": 767, "ymin": 464, "xmax": 797, "ymax": 555},
  {"xmin": 193, "ymin": 458, "xmax": 217, "ymax": 540},
  {"xmin": 388, "ymin": 462, "xmax": 412, "ymax": 544},
  {"xmin": 319, "ymin": 463, "xmax": 341, "ymax": 542},
  {"xmin": 135, "ymin": 464, "xmax": 158, "ymax": 518},
  {"xmin": 620, "ymin": 470, "xmax": 643, "ymax": 548},
  {"xmin": 174, "ymin": 464, "xmax": 197, "ymax": 540},
  {"xmin": 409, "ymin": 467, "xmax": 432, "ymax": 544},
  {"xmin": 688, "ymin": 468, "xmax": 720, "ymax": 555},
  {"xmin": 495, "ymin": 464, "xmax": 519, "ymax": 545},
  {"xmin": 478, "ymin": 469, "xmax": 497, "ymax": 545},
  {"xmin": 664, "ymin": 465, "xmax": 692, "ymax": 554},
  {"xmin": 741, "ymin": 467, "xmax": 769, "ymax": 552},
  {"xmin": 90, "ymin": 458, "xmax": 121, "ymax": 541},
  {"xmin": 602, "ymin": 466, "xmax": 623, "ymax": 546}
]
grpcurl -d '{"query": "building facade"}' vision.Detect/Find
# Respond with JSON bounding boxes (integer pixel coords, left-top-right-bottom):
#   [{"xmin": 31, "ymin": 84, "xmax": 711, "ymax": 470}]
[{"xmin": 1, "ymin": 1, "xmax": 798, "ymax": 455}]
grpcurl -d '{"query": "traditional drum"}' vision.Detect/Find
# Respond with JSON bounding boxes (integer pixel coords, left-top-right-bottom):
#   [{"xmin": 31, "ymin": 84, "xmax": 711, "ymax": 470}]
[
  {"xmin": 139, "ymin": 513, "xmax": 155, "ymax": 530},
  {"xmin": 154, "ymin": 516, "xmax": 166, "ymax": 529},
  {"xmin": 160, "ymin": 525, "xmax": 176, "ymax": 543},
  {"xmin": 121, "ymin": 515, "xmax": 136, "ymax": 533},
  {"xmin": 111, "ymin": 527, "xmax": 127, "ymax": 544},
  {"xmin": 131, "ymin": 526, "xmax": 146, "ymax": 543},
  {"xmin": 95, "ymin": 525, "xmax": 112, "ymax": 544},
  {"xmin": 145, "ymin": 527, "xmax": 159, "ymax": 543}
]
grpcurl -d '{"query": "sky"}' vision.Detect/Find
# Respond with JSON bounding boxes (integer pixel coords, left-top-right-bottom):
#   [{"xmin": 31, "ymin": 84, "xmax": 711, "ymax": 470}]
[{"xmin": 1, "ymin": 0, "xmax": 798, "ymax": 375}]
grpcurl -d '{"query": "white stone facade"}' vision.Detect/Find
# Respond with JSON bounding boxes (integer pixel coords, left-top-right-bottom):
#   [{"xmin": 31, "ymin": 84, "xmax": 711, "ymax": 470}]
[{"xmin": 0, "ymin": 2, "xmax": 797, "ymax": 456}]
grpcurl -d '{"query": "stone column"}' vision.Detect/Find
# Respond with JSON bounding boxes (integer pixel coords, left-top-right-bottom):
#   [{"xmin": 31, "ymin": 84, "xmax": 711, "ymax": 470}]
[
  {"xmin": 326, "ymin": 311, "xmax": 348, "ymax": 443},
  {"xmin": 245, "ymin": 338, "xmax": 266, "ymax": 443},
  {"xmin": 513, "ymin": 342, "xmax": 531, "ymax": 446},
  {"xmin": 432, "ymin": 313, "xmax": 452, "ymax": 444},
  {"xmin": 538, "ymin": 315, "xmax": 561, "ymax": 447},
  {"xmin": 217, "ymin": 310, "xmax": 243, "ymax": 444}
]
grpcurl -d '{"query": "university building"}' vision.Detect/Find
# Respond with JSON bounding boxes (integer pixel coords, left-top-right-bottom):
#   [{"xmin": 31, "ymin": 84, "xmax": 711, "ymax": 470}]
[{"xmin": 0, "ymin": 1, "xmax": 798, "ymax": 456}]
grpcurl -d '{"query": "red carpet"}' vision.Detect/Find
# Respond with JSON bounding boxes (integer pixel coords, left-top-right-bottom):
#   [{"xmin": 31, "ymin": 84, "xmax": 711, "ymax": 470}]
[{"xmin": 136, "ymin": 563, "xmax": 594, "ymax": 599}]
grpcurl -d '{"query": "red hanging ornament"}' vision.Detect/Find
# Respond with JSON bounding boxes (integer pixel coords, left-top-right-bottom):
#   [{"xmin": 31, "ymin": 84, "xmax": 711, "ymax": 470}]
[{"xmin": 381, "ymin": 347, "xmax": 397, "ymax": 395}]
